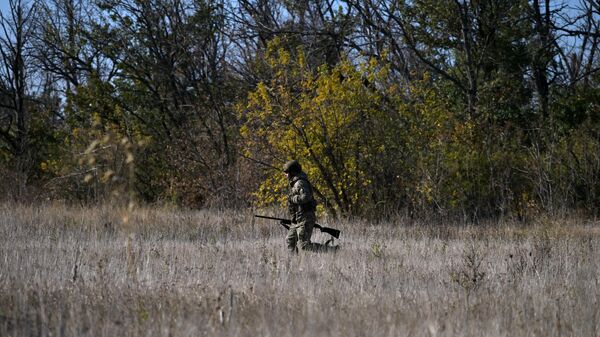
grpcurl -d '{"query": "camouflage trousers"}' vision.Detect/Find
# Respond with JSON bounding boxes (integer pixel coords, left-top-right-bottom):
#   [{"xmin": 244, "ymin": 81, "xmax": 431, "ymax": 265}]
[{"xmin": 286, "ymin": 212, "xmax": 330, "ymax": 253}]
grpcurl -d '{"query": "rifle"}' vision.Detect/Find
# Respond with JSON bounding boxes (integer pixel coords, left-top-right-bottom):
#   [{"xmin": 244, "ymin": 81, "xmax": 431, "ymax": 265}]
[{"xmin": 254, "ymin": 214, "xmax": 340, "ymax": 239}]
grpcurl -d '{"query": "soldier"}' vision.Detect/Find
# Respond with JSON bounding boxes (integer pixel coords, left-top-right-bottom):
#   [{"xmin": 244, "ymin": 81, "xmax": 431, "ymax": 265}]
[{"xmin": 282, "ymin": 160, "xmax": 333, "ymax": 253}]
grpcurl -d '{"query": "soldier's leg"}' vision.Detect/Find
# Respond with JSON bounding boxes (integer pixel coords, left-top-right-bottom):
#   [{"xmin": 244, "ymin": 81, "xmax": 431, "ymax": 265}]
[
  {"xmin": 285, "ymin": 225, "xmax": 299, "ymax": 253},
  {"xmin": 297, "ymin": 213, "xmax": 316, "ymax": 251},
  {"xmin": 298, "ymin": 213, "xmax": 338, "ymax": 252}
]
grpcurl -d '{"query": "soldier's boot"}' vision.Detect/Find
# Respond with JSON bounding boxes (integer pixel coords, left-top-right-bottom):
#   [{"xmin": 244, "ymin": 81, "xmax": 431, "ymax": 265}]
[
  {"xmin": 324, "ymin": 238, "xmax": 340, "ymax": 252},
  {"xmin": 298, "ymin": 240, "xmax": 338, "ymax": 253},
  {"xmin": 298, "ymin": 240, "xmax": 314, "ymax": 251}
]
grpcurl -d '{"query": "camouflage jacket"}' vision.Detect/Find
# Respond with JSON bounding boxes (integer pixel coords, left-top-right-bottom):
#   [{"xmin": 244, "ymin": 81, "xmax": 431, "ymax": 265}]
[{"xmin": 288, "ymin": 172, "xmax": 317, "ymax": 218}]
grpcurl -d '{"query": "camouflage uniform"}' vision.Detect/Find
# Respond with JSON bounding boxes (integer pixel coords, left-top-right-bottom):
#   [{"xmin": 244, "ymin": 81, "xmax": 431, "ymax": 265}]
[{"xmin": 283, "ymin": 161, "xmax": 320, "ymax": 253}]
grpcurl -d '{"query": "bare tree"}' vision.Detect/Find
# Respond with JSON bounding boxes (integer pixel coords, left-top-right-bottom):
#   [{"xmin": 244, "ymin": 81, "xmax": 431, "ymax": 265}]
[
  {"xmin": 347, "ymin": 0, "xmax": 489, "ymax": 116},
  {"xmin": 89, "ymin": 0, "xmax": 242, "ymax": 205},
  {"xmin": 227, "ymin": 0, "xmax": 354, "ymax": 83},
  {"xmin": 32, "ymin": 0, "xmax": 112, "ymax": 94},
  {"xmin": 552, "ymin": 0, "xmax": 600, "ymax": 88},
  {"xmin": 0, "ymin": 0, "xmax": 38, "ymax": 172}
]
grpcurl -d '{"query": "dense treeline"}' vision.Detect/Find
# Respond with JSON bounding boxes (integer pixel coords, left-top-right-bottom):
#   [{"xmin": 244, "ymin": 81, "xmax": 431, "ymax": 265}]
[{"xmin": 0, "ymin": 0, "xmax": 598, "ymax": 219}]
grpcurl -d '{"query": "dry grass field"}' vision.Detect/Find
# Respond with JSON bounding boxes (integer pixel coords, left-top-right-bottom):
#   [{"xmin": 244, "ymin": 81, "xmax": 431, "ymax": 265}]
[{"xmin": 1, "ymin": 202, "xmax": 599, "ymax": 337}]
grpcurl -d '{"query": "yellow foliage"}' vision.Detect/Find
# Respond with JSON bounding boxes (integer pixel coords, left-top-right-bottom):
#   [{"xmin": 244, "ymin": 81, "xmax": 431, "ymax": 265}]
[
  {"xmin": 239, "ymin": 41, "xmax": 397, "ymax": 213},
  {"xmin": 239, "ymin": 40, "xmax": 499, "ymax": 215}
]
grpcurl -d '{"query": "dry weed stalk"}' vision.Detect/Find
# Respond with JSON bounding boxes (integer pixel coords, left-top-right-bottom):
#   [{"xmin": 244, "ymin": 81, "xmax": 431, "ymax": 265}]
[{"xmin": 81, "ymin": 123, "xmax": 143, "ymax": 282}]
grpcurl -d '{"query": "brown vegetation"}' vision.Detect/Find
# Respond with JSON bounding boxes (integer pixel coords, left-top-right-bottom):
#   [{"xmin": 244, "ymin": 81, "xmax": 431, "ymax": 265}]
[{"xmin": 1, "ymin": 202, "xmax": 599, "ymax": 336}]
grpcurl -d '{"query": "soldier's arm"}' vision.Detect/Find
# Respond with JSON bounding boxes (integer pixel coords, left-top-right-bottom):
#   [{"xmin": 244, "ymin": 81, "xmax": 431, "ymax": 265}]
[{"xmin": 290, "ymin": 180, "xmax": 313, "ymax": 204}]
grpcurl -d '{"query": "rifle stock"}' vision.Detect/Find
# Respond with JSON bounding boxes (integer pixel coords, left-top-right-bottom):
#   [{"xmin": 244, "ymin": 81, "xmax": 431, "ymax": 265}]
[{"xmin": 254, "ymin": 214, "xmax": 340, "ymax": 239}]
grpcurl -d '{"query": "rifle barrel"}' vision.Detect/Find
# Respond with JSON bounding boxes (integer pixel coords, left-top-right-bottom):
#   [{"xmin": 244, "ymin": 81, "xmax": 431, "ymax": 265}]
[
  {"xmin": 254, "ymin": 214, "xmax": 286, "ymax": 221},
  {"xmin": 254, "ymin": 214, "xmax": 340, "ymax": 239}
]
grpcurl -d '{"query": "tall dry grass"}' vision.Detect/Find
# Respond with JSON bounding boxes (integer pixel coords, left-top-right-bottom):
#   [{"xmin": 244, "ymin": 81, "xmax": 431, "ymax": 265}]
[{"xmin": 1, "ymin": 202, "xmax": 599, "ymax": 337}]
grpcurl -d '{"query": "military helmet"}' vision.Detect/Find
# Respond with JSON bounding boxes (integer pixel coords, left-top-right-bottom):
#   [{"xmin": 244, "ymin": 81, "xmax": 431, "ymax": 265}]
[{"xmin": 283, "ymin": 160, "xmax": 302, "ymax": 174}]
